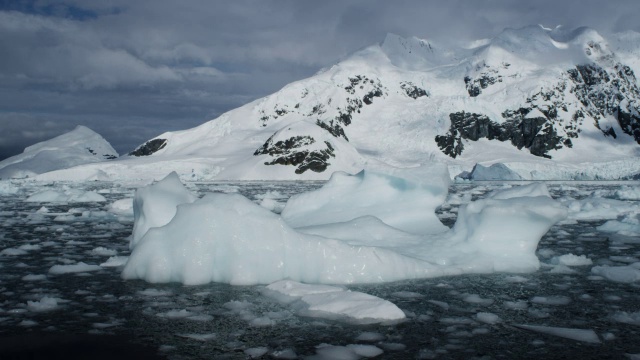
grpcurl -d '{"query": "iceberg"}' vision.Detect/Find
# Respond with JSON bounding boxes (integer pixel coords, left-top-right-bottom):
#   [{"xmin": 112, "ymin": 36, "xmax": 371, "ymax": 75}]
[{"xmin": 122, "ymin": 166, "xmax": 567, "ymax": 285}]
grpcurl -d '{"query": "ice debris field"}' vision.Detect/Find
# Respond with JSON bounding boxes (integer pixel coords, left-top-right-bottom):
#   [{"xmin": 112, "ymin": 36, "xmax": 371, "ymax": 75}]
[{"xmin": 0, "ymin": 168, "xmax": 639, "ymax": 359}]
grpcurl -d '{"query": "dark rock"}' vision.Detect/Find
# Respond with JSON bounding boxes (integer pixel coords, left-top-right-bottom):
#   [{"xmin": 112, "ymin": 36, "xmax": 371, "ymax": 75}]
[
  {"xmin": 129, "ymin": 139, "xmax": 168, "ymax": 157},
  {"xmin": 436, "ymin": 111, "xmax": 565, "ymax": 158},
  {"xmin": 316, "ymin": 120, "xmax": 348, "ymax": 141},
  {"xmin": 400, "ymin": 82, "xmax": 428, "ymax": 99},
  {"xmin": 254, "ymin": 135, "xmax": 336, "ymax": 174}
]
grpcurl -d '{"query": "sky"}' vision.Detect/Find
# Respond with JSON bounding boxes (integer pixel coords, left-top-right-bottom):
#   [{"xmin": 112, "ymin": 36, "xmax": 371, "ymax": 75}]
[{"xmin": 1, "ymin": 0, "xmax": 639, "ymax": 161}]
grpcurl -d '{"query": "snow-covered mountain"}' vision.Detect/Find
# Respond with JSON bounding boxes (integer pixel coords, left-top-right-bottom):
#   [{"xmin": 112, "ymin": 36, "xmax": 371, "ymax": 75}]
[
  {"xmin": 36, "ymin": 26, "xmax": 640, "ymax": 181},
  {"xmin": 0, "ymin": 126, "xmax": 118, "ymax": 179}
]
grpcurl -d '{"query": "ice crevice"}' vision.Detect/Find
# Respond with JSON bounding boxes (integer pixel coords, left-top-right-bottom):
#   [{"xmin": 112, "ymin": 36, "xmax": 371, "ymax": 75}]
[{"xmin": 122, "ymin": 164, "xmax": 568, "ymax": 286}]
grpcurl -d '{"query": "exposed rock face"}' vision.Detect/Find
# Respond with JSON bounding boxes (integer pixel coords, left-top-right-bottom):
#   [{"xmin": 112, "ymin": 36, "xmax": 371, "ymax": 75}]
[
  {"xmin": 568, "ymin": 61, "xmax": 640, "ymax": 142},
  {"xmin": 438, "ymin": 58, "xmax": 640, "ymax": 159},
  {"xmin": 254, "ymin": 74, "xmax": 387, "ymax": 173},
  {"xmin": 129, "ymin": 139, "xmax": 168, "ymax": 157},
  {"xmin": 464, "ymin": 63, "xmax": 508, "ymax": 97},
  {"xmin": 254, "ymin": 134, "xmax": 335, "ymax": 174},
  {"xmin": 400, "ymin": 82, "xmax": 428, "ymax": 99}
]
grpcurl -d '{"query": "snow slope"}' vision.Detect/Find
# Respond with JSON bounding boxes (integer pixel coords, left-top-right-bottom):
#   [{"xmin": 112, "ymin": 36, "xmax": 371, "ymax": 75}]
[
  {"xmin": 34, "ymin": 26, "xmax": 640, "ymax": 181},
  {"xmin": 0, "ymin": 126, "xmax": 118, "ymax": 179}
]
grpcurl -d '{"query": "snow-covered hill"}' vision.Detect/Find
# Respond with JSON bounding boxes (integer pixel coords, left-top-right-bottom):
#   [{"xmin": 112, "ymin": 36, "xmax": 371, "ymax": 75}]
[
  {"xmin": 0, "ymin": 126, "xmax": 118, "ymax": 179},
  {"xmin": 36, "ymin": 26, "xmax": 640, "ymax": 181}
]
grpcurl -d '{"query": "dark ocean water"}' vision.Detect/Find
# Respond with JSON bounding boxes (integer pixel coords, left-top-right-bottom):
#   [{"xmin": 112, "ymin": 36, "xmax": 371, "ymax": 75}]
[{"xmin": 0, "ymin": 180, "xmax": 639, "ymax": 359}]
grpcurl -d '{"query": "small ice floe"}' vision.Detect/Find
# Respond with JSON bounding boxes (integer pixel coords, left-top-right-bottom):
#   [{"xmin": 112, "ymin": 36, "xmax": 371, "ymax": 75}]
[
  {"xmin": 530, "ymin": 295, "xmax": 571, "ymax": 306},
  {"xmin": 611, "ymin": 311, "xmax": 640, "ymax": 326},
  {"xmin": 176, "ymin": 333, "xmax": 217, "ymax": 342},
  {"xmin": 591, "ymin": 264, "xmax": 640, "ymax": 283},
  {"xmin": 462, "ymin": 294, "xmax": 494, "ymax": 306},
  {"xmin": 27, "ymin": 296, "xmax": 61, "ymax": 312},
  {"xmin": 244, "ymin": 347, "xmax": 269, "ymax": 358},
  {"xmin": 100, "ymin": 256, "xmax": 129, "ymax": 268},
  {"xmin": 550, "ymin": 253, "xmax": 593, "ymax": 266},
  {"xmin": 514, "ymin": 324, "xmax": 601, "ymax": 343},
  {"xmin": 89, "ymin": 247, "xmax": 118, "ymax": 256},
  {"xmin": 310, "ymin": 343, "xmax": 383, "ymax": 359},
  {"xmin": 137, "ymin": 288, "xmax": 172, "ymax": 297},
  {"xmin": 0, "ymin": 248, "xmax": 28, "ymax": 256},
  {"xmin": 354, "ymin": 332, "xmax": 386, "ymax": 342},
  {"xmin": 21, "ymin": 274, "xmax": 47, "ymax": 281},
  {"xmin": 475, "ymin": 312, "xmax": 502, "ymax": 324},
  {"xmin": 49, "ymin": 262, "xmax": 102, "ymax": 274},
  {"xmin": 263, "ymin": 280, "xmax": 405, "ymax": 324},
  {"xmin": 26, "ymin": 189, "xmax": 106, "ymax": 203}
]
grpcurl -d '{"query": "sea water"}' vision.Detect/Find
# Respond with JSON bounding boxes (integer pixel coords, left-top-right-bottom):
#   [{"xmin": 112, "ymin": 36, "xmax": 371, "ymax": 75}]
[{"xmin": 0, "ymin": 180, "xmax": 639, "ymax": 359}]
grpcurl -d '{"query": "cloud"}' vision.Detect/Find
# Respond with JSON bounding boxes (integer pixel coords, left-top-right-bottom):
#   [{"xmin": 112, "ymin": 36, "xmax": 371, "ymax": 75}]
[{"xmin": 1, "ymin": 0, "xmax": 639, "ymax": 160}]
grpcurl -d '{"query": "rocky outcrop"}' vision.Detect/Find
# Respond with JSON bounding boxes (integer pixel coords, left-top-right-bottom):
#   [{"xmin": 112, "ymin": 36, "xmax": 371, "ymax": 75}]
[
  {"xmin": 400, "ymin": 82, "xmax": 428, "ymax": 99},
  {"xmin": 568, "ymin": 62, "xmax": 640, "ymax": 142},
  {"xmin": 254, "ymin": 134, "xmax": 335, "ymax": 174},
  {"xmin": 439, "ymin": 58, "xmax": 640, "ymax": 159},
  {"xmin": 464, "ymin": 63, "xmax": 508, "ymax": 97},
  {"xmin": 436, "ymin": 111, "xmax": 566, "ymax": 159},
  {"xmin": 129, "ymin": 139, "xmax": 168, "ymax": 157}
]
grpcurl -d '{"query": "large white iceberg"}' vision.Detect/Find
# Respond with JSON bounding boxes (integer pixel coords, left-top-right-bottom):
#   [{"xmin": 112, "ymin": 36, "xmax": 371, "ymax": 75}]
[{"xmin": 122, "ymin": 166, "xmax": 567, "ymax": 285}]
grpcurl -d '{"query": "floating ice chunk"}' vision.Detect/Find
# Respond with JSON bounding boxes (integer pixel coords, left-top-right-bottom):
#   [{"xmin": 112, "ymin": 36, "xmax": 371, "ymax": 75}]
[
  {"xmin": 614, "ymin": 186, "xmax": 640, "ymax": 200},
  {"xmin": 591, "ymin": 265, "xmax": 640, "ymax": 283},
  {"xmin": 100, "ymin": 256, "xmax": 129, "ymax": 267},
  {"xmin": 27, "ymin": 296, "xmax": 60, "ymax": 312},
  {"xmin": 264, "ymin": 280, "xmax": 405, "ymax": 324},
  {"xmin": 271, "ymin": 349, "xmax": 298, "ymax": 359},
  {"xmin": 514, "ymin": 324, "xmax": 601, "ymax": 343},
  {"xmin": 447, "ymin": 184, "xmax": 567, "ymax": 273},
  {"xmin": 22, "ymin": 274, "xmax": 47, "ymax": 281},
  {"xmin": 354, "ymin": 332, "xmax": 386, "ymax": 342},
  {"xmin": 549, "ymin": 265, "xmax": 577, "ymax": 274},
  {"xmin": 598, "ymin": 213, "xmax": 640, "ymax": 236},
  {"xmin": 346, "ymin": 344, "xmax": 384, "ymax": 358},
  {"xmin": 244, "ymin": 347, "xmax": 269, "ymax": 358},
  {"xmin": 463, "ymin": 294, "xmax": 494, "ymax": 306},
  {"xmin": 138, "ymin": 288, "xmax": 172, "ymax": 297},
  {"xmin": 107, "ymin": 198, "xmax": 134, "ymax": 216},
  {"xmin": 550, "ymin": 253, "xmax": 593, "ymax": 266},
  {"xmin": 177, "ymin": 333, "xmax": 217, "ymax": 341},
  {"xmin": 123, "ymin": 191, "xmax": 432, "ymax": 285},
  {"xmin": 485, "ymin": 183, "xmax": 550, "ymax": 199},
  {"xmin": 561, "ymin": 197, "xmax": 639, "ymax": 221},
  {"xmin": 0, "ymin": 248, "xmax": 27, "ymax": 256},
  {"xmin": 0, "ymin": 181, "xmax": 20, "ymax": 195},
  {"xmin": 90, "ymin": 247, "xmax": 117, "ymax": 256},
  {"xmin": 611, "ymin": 311, "xmax": 640, "ymax": 325},
  {"xmin": 26, "ymin": 189, "xmax": 106, "ymax": 203},
  {"xmin": 504, "ymin": 301, "xmax": 528, "ymax": 310},
  {"xmin": 123, "ymin": 170, "xmax": 566, "ymax": 285},
  {"xmin": 281, "ymin": 165, "xmax": 451, "ymax": 235},
  {"xmin": 19, "ymin": 320, "xmax": 38, "ymax": 327},
  {"xmin": 531, "ymin": 296, "xmax": 571, "ymax": 305},
  {"xmin": 49, "ymin": 262, "xmax": 102, "ymax": 274},
  {"xmin": 130, "ymin": 172, "xmax": 198, "ymax": 249},
  {"xmin": 157, "ymin": 309, "xmax": 194, "ymax": 319},
  {"xmin": 465, "ymin": 163, "xmax": 523, "ymax": 181},
  {"xmin": 311, "ymin": 343, "xmax": 382, "ymax": 359}
]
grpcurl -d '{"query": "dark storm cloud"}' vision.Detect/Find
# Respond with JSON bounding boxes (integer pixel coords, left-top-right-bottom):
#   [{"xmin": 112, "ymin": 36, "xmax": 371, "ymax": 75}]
[{"xmin": 1, "ymin": 0, "xmax": 639, "ymax": 160}]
